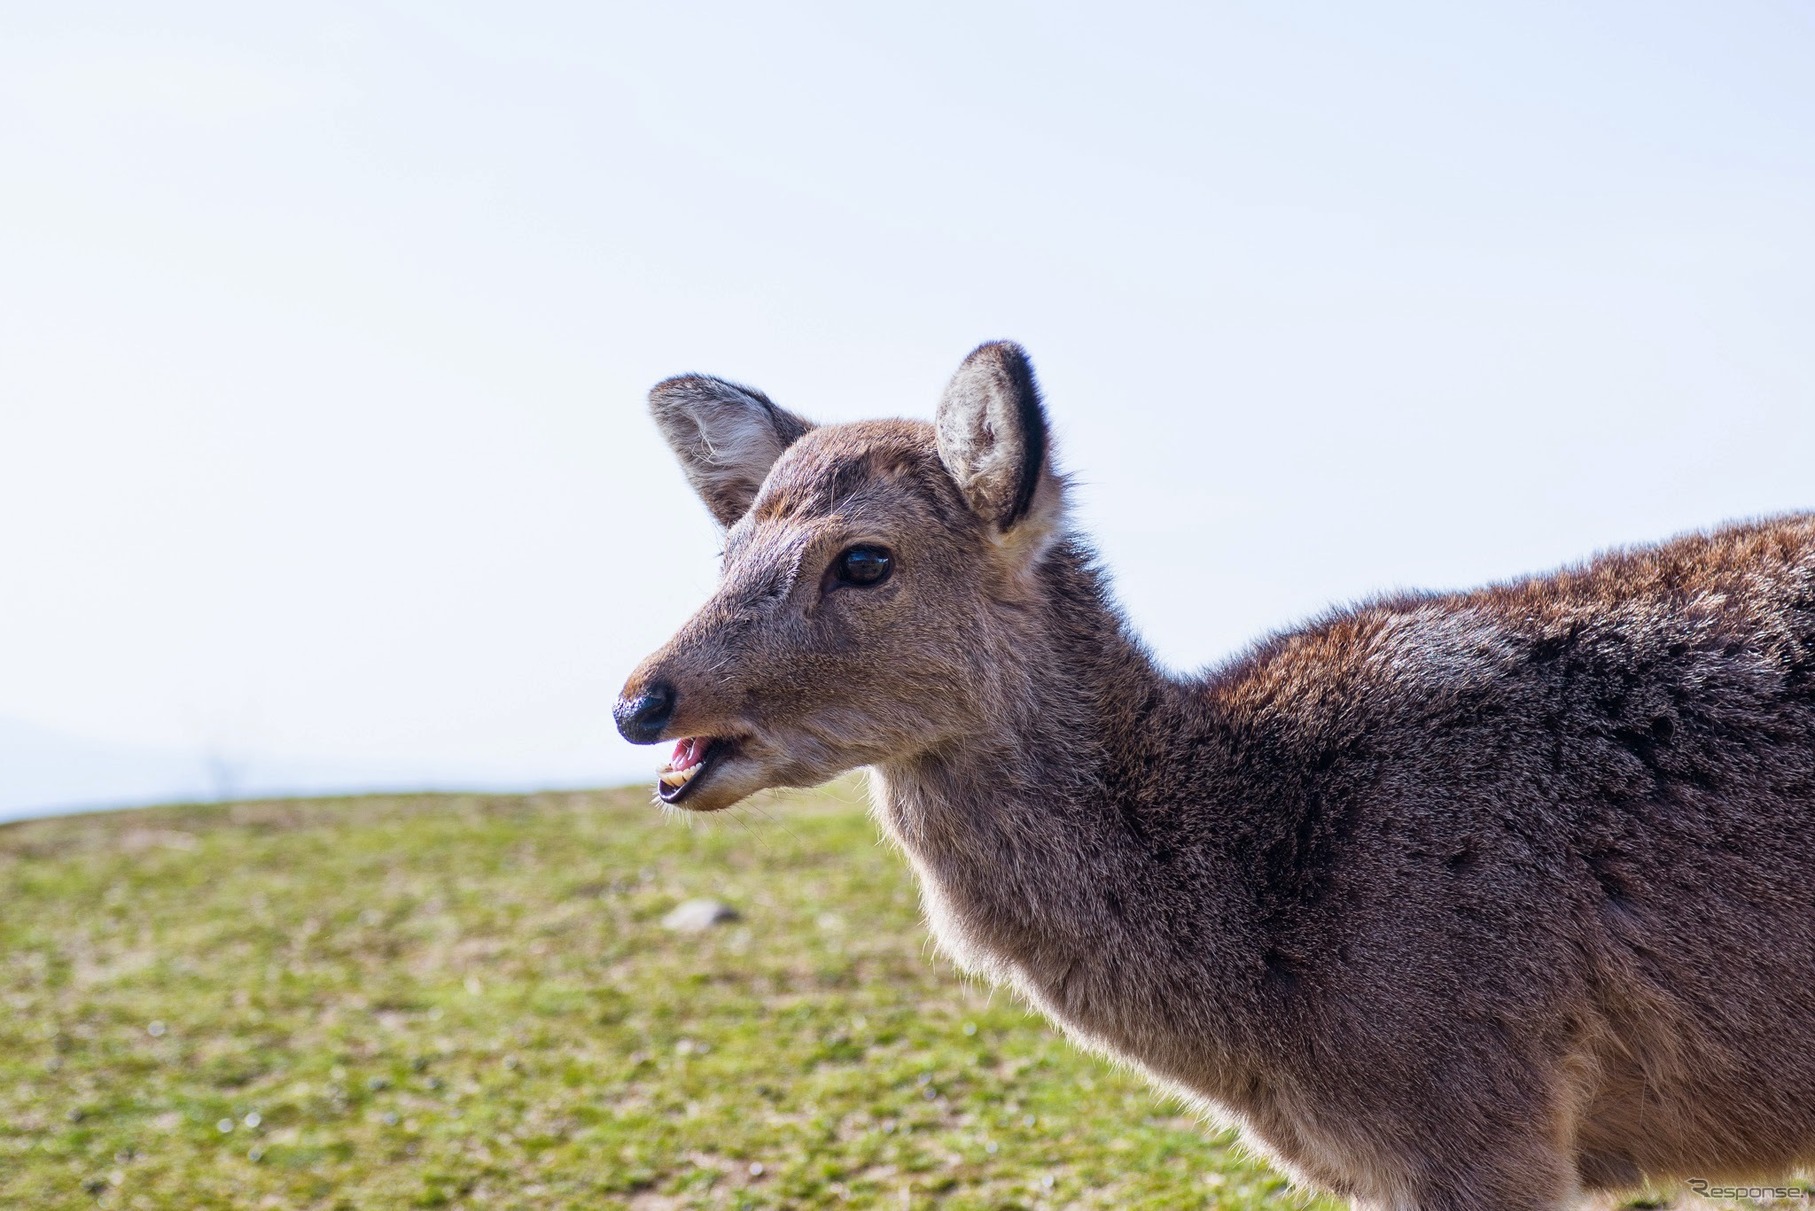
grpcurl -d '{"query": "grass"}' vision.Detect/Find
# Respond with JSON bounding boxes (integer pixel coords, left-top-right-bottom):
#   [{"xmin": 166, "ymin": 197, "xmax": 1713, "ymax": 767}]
[
  {"xmin": 0, "ymin": 783, "xmax": 1758, "ymax": 1209},
  {"xmin": 1, "ymin": 780, "xmax": 1323, "ymax": 1210}
]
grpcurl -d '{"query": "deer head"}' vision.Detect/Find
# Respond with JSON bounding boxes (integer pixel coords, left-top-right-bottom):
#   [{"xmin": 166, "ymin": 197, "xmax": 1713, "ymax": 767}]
[{"xmin": 615, "ymin": 341, "xmax": 1067, "ymax": 810}]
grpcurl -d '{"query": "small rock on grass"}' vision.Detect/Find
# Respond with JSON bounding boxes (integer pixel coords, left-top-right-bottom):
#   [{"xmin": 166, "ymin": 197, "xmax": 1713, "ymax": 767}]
[{"xmin": 663, "ymin": 898, "xmax": 740, "ymax": 932}]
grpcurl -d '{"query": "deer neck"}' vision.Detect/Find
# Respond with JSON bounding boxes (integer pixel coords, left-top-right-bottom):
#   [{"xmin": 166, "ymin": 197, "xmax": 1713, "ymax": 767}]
[
  {"xmin": 868, "ymin": 538, "xmax": 1253, "ymax": 1073},
  {"xmin": 875, "ymin": 538, "xmax": 1170, "ymax": 864}
]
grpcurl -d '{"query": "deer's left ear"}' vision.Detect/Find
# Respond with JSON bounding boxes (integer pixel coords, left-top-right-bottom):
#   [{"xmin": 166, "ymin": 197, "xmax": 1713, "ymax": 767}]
[
  {"xmin": 934, "ymin": 341, "xmax": 1060, "ymax": 533},
  {"xmin": 649, "ymin": 375, "xmax": 815, "ymax": 529}
]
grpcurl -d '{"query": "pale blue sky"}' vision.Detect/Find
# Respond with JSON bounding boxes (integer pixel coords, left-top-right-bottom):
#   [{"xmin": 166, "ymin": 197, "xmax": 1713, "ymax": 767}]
[{"xmin": 3, "ymin": 2, "xmax": 1812, "ymax": 816}]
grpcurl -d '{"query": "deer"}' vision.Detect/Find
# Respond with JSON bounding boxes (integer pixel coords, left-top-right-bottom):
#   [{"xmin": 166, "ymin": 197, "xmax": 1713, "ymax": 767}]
[{"xmin": 614, "ymin": 341, "xmax": 1815, "ymax": 1210}]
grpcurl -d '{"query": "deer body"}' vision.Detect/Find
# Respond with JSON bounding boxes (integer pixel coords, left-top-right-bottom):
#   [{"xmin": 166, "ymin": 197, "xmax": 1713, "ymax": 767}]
[{"xmin": 617, "ymin": 343, "xmax": 1815, "ymax": 1209}]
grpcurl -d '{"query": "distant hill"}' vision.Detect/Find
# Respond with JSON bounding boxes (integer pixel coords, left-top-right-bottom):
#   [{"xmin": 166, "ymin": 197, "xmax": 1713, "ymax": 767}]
[
  {"xmin": 0, "ymin": 716, "xmax": 620, "ymax": 823},
  {"xmin": 0, "ymin": 716, "xmax": 219, "ymax": 821}
]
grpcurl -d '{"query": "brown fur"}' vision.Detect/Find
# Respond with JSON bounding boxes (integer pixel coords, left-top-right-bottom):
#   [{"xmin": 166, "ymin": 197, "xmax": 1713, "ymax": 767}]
[{"xmin": 619, "ymin": 342, "xmax": 1815, "ymax": 1209}]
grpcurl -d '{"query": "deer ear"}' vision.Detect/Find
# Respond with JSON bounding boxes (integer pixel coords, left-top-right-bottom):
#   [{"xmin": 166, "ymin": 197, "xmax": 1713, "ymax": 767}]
[
  {"xmin": 934, "ymin": 341, "xmax": 1052, "ymax": 530},
  {"xmin": 648, "ymin": 375, "xmax": 815, "ymax": 528}
]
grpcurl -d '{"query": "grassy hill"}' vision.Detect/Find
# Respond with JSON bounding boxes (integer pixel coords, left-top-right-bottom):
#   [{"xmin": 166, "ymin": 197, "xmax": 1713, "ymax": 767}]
[
  {"xmin": 5, "ymin": 783, "xmax": 1742, "ymax": 1209},
  {"xmin": 1, "ymin": 781, "xmax": 1322, "ymax": 1210}
]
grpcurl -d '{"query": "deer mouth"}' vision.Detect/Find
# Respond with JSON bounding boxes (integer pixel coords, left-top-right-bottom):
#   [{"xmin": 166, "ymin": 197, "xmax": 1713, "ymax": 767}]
[{"xmin": 657, "ymin": 736, "xmax": 734, "ymax": 805}]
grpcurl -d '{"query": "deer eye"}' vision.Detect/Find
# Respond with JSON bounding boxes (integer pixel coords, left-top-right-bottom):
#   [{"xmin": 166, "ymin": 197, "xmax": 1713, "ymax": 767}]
[{"xmin": 832, "ymin": 545, "xmax": 893, "ymax": 587}]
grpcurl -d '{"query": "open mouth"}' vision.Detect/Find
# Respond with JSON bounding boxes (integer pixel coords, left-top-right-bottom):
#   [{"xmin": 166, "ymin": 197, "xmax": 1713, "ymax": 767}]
[{"xmin": 657, "ymin": 736, "xmax": 733, "ymax": 805}]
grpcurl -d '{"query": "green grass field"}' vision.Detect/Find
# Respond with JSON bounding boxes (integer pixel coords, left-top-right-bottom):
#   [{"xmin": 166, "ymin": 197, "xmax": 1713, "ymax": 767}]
[
  {"xmin": 0, "ymin": 783, "xmax": 1761, "ymax": 1209},
  {"xmin": 1, "ymin": 782, "xmax": 1324, "ymax": 1210}
]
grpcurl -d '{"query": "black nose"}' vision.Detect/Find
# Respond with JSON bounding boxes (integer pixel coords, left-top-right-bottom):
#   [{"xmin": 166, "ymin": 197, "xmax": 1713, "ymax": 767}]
[{"xmin": 615, "ymin": 681, "xmax": 675, "ymax": 744}]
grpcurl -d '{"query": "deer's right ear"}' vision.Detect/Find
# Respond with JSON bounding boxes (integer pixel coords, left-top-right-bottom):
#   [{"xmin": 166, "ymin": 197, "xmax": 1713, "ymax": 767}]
[
  {"xmin": 934, "ymin": 341, "xmax": 1054, "ymax": 532},
  {"xmin": 648, "ymin": 375, "xmax": 816, "ymax": 528}
]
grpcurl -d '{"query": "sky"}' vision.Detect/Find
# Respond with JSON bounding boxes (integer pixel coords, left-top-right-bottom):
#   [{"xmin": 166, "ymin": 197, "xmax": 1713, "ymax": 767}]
[{"xmin": 2, "ymin": 1, "xmax": 1812, "ymax": 818}]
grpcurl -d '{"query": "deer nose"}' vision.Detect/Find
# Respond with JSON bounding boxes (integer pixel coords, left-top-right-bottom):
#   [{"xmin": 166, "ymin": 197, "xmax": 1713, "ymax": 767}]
[{"xmin": 614, "ymin": 680, "xmax": 676, "ymax": 744}]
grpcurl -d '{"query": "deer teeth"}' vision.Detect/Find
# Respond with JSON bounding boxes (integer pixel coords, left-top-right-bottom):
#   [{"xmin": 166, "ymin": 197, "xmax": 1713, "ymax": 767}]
[{"xmin": 660, "ymin": 762, "xmax": 704, "ymax": 788}]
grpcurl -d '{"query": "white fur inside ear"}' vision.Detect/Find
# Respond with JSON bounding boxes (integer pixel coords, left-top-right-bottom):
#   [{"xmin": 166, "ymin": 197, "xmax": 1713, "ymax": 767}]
[
  {"xmin": 648, "ymin": 376, "xmax": 814, "ymax": 528},
  {"xmin": 987, "ymin": 465, "xmax": 1071, "ymax": 589},
  {"xmin": 938, "ymin": 402, "xmax": 1025, "ymax": 512},
  {"xmin": 934, "ymin": 341, "xmax": 1050, "ymax": 531},
  {"xmin": 688, "ymin": 405, "xmax": 772, "ymax": 479}
]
